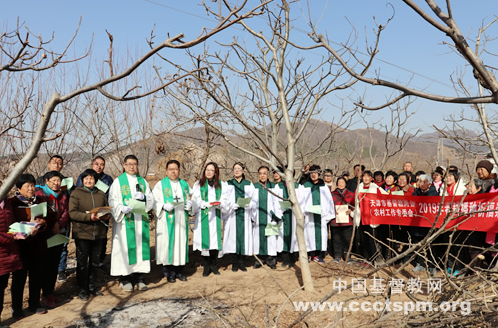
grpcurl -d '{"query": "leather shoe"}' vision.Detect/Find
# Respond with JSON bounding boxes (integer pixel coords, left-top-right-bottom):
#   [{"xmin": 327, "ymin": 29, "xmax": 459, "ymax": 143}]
[
  {"xmin": 210, "ymin": 265, "xmax": 220, "ymax": 275},
  {"xmin": 167, "ymin": 276, "xmax": 176, "ymax": 283},
  {"xmin": 177, "ymin": 274, "xmax": 187, "ymax": 282},
  {"xmin": 78, "ymin": 290, "xmax": 89, "ymax": 301}
]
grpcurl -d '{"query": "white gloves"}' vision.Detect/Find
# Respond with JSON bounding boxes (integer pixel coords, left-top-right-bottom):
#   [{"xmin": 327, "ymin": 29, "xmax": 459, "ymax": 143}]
[
  {"xmin": 163, "ymin": 203, "xmax": 174, "ymax": 212},
  {"xmin": 246, "ymin": 202, "xmax": 256, "ymax": 210},
  {"xmin": 232, "ymin": 203, "xmax": 240, "ymax": 211},
  {"xmin": 270, "ymin": 221, "xmax": 278, "ymax": 226},
  {"xmin": 185, "ymin": 200, "xmax": 193, "ymax": 211},
  {"xmin": 121, "ymin": 206, "xmax": 133, "ymax": 214},
  {"xmin": 200, "ymin": 201, "xmax": 210, "ymax": 210},
  {"xmin": 134, "ymin": 192, "xmax": 145, "ymax": 200}
]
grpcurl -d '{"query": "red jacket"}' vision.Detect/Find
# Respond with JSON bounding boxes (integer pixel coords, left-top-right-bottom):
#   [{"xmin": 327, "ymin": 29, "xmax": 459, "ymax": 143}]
[
  {"xmin": 8, "ymin": 195, "xmax": 49, "ymax": 256},
  {"xmin": 35, "ymin": 189, "xmax": 70, "ymax": 238},
  {"xmin": 330, "ymin": 188, "xmax": 354, "ymax": 227},
  {"xmin": 0, "ymin": 200, "xmax": 23, "ymax": 276}
]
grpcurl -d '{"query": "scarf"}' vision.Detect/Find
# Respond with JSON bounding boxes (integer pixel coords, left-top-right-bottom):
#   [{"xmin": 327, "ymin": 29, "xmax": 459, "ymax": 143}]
[
  {"xmin": 42, "ymin": 184, "xmax": 59, "ymax": 199},
  {"xmin": 15, "ymin": 190, "xmax": 37, "ymax": 205},
  {"xmin": 447, "ymin": 183, "xmax": 456, "ymax": 197}
]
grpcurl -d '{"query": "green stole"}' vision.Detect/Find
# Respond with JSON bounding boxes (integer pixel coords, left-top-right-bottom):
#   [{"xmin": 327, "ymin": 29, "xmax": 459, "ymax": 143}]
[
  {"xmin": 200, "ymin": 180, "xmax": 222, "ymax": 250},
  {"xmin": 303, "ymin": 180, "xmax": 323, "ymax": 250},
  {"xmin": 160, "ymin": 177, "xmax": 190, "ymax": 263},
  {"xmin": 254, "ymin": 181, "xmax": 275, "ymax": 255},
  {"xmin": 278, "ymin": 181, "xmax": 299, "ymax": 252},
  {"xmin": 227, "ymin": 178, "xmax": 251, "ymax": 255},
  {"xmin": 118, "ymin": 172, "xmax": 150, "ymax": 265}
]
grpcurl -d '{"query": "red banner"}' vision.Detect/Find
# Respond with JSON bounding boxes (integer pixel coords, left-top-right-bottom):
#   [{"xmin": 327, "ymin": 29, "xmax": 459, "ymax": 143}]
[{"xmin": 360, "ymin": 193, "xmax": 498, "ymax": 232}]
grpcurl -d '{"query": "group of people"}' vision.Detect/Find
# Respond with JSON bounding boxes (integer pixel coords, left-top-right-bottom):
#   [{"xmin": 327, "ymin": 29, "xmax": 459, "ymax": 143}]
[
  {"xmin": 0, "ymin": 155, "xmax": 112, "ymax": 321},
  {"xmin": 333, "ymin": 160, "xmax": 498, "ymax": 275},
  {"xmin": 1, "ymin": 155, "xmax": 497, "ymax": 323}
]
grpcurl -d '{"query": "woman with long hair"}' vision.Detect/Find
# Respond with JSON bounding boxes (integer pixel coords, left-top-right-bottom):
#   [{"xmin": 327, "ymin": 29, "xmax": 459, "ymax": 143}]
[{"xmin": 192, "ymin": 162, "xmax": 231, "ymax": 277}]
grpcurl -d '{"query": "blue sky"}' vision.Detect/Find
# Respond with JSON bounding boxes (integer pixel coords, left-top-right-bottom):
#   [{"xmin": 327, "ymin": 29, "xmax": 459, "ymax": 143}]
[{"xmin": 2, "ymin": 0, "xmax": 497, "ymax": 133}]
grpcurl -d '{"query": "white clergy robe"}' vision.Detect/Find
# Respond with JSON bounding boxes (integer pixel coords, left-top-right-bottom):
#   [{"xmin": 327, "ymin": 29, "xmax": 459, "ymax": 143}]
[
  {"xmin": 152, "ymin": 178, "xmax": 190, "ymax": 266},
  {"xmin": 192, "ymin": 180, "xmax": 232, "ymax": 252},
  {"xmin": 274, "ymin": 182, "xmax": 300, "ymax": 253},
  {"xmin": 299, "ymin": 182, "xmax": 335, "ymax": 252},
  {"xmin": 222, "ymin": 179, "xmax": 257, "ymax": 256},
  {"xmin": 352, "ymin": 183, "xmax": 387, "ymax": 227},
  {"xmin": 109, "ymin": 173, "xmax": 154, "ymax": 276},
  {"xmin": 253, "ymin": 181, "xmax": 279, "ymax": 256}
]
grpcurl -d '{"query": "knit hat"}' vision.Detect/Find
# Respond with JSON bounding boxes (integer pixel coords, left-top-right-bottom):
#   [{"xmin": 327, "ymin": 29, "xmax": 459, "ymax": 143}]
[{"xmin": 476, "ymin": 160, "xmax": 493, "ymax": 174}]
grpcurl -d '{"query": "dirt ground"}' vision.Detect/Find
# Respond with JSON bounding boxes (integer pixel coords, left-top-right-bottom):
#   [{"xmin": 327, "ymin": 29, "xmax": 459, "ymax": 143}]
[{"xmin": 1, "ymin": 222, "xmax": 428, "ymax": 328}]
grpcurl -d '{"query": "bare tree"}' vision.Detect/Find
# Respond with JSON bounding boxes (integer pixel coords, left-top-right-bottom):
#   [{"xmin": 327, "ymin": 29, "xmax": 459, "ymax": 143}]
[
  {"xmin": 310, "ymin": 1, "xmax": 498, "ymax": 164},
  {"xmin": 360, "ymin": 99, "xmax": 421, "ymax": 171},
  {"xmin": 154, "ymin": 0, "xmax": 387, "ymax": 291},
  {"xmin": 0, "ymin": 2, "xmax": 268, "ymax": 200}
]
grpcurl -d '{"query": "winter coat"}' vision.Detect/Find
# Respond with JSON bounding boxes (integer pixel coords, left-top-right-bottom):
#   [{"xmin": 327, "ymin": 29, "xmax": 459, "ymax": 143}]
[
  {"xmin": 330, "ymin": 188, "xmax": 354, "ymax": 227},
  {"xmin": 440, "ymin": 180, "xmax": 467, "ymax": 197},
  {"xmin": 413, "ymin": 185, "xmax": 439, "ymax": 197},
  {"xmin": 7, "ymin": 195, "xmax": 49, "ymax": 256},
  {"xmin": 76, "ymin": 172, "xmax": 113, "ymax": 197},
  {"xmin": 69, "ymin": 187, "xmax": 109, "ymax": 240},
  {"xmin": 0, "ymin": 200, "xmax": 22, "ymax": 276},
  {"xmin": 35, "ymin": 188, "xmax": 70, "ymax": 239},
  {"xmin": 482, "ymin": 173, "xmax": 497, "ymax": 193}
]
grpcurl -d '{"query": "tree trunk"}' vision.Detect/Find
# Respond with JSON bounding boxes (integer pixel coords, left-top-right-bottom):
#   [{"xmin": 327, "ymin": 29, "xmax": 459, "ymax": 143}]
[
  {"xmin": 0, "ymin": 92, "xmax": 60, "ymax": 200},
  {"xmin": 285, "ymin": 137, "xmax": 315, "ymax": 292}
]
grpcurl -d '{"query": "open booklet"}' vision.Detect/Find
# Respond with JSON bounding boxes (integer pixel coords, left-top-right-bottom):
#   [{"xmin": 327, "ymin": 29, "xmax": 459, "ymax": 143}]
[
  {"xmin": 279, "ymin": 201, "xmax": 292, "ymax": 211},
  {"xmin": 236, "ymin": 197, "xmax": 252, "ymax": 207},
  {"xmin": 9, "ymin": 222, "xmax": 39, "ymax": 236},
  {"xmin": 47, "ymin": 234, "xmax": 71, "ymax": 248},
  {"xmin": 86, "ymin": 206, "xmax": 112, "ymax": 218},
  {"xmin": 60, "ymin": 177, "xmax": 74, "ymax": 190},
  {"xmin": 307, "ymin": 205, "xmax": 322, "ymax": 215},
  {"xmin": 95, "ymin": 180, "xmax": 109, "ymax": 193},
  {"xmin": 18, "ymin": 202, "xmax": 48, "ymax": 221},
  {"xmin": 265, "ymin": 223, "xmax": 280, "ymax": 236}
]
